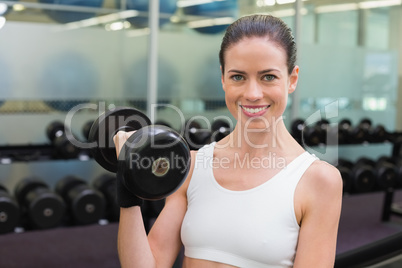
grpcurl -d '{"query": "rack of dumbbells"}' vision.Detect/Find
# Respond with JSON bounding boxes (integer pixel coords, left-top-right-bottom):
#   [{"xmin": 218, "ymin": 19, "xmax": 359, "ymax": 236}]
[
  {"xmin": 0, "ymin": 119, "xmax": 157, "ymax": 235},
  {"xmin": 291, "ymin": 117, "xmax": 402, "ymax": 223}
]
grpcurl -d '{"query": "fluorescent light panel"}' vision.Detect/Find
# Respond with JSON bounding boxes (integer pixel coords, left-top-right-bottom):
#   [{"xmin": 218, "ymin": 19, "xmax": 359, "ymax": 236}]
[
  {"xmin": 316, "ymin": 0, "xmax": 402, "ymax": 13},
  {"xmin": 0, "ymin": 16, "xmax": 5, "ymax": 30},
  {"xmin": 187, "ymin": 16, "xmax": 234, "ymax": 28},
  {"xmin": 0, "ymin": 3, "xmax": 7, "ymax": 15},
  {"xmin": 177, "ymin": 0, "xmax": 225, "ymax": 8}
]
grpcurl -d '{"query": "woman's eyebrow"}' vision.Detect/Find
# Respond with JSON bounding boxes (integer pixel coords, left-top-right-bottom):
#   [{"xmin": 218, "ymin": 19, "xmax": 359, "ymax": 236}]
[
  {"xmin": 227, "ymin": 69, "xmax": 246, "ymax": 74},
  {"xmin": 227, "ymin": 69, "xmax": 281, "ymax": 75},
  {"xmin": 257, "ymin": 69, "xmax": 281, "ymax": 75}
]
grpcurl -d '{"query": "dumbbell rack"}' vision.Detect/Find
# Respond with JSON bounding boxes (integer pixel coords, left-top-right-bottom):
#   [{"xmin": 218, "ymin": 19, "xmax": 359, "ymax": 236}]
[
  {"xmin": 381, "ymin": 140, "xmax": 402, "ymax": 222},
  {"xmin": 0, "ymin": 143, "xmax": 91, "ymax": 163},
  {"xmin": 295, "ymin": 121, "xmax": 402, "ymax": 223}
]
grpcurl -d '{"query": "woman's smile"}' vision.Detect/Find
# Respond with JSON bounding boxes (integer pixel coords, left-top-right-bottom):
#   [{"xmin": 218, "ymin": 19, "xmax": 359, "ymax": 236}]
[{"xmin": 239, "ymin": 104, "xmax": 271, "ymax": 117}]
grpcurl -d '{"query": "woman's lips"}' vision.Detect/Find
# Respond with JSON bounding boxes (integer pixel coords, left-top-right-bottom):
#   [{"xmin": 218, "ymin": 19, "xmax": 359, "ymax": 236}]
[{"xmin": 240, "ymin": 105, "xmax": 270, "ymax": 117}]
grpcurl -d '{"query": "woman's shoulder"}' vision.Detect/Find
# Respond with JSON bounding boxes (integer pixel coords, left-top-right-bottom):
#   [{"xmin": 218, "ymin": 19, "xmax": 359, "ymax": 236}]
[{"xmin": 303, "ymin": 159, "xmax": 343, "ymax": 198}]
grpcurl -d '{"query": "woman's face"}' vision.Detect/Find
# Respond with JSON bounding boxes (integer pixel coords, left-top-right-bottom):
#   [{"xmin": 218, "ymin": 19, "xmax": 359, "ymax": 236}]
[{"xmin": 221, "ymin": 37, "xmax": 299, "ymax": 130}]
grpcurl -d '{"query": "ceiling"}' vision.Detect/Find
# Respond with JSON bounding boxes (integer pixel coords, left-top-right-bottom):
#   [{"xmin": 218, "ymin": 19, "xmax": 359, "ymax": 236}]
[{"xmin": 0, "ymin": 0, "xmax": 399, "ymax": 27}]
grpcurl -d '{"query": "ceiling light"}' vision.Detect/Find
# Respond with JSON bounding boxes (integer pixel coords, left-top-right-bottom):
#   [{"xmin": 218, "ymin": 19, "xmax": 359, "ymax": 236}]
[
  {"xmin": 0, "ymin": 3, "xmax": 7, "ymax": 15},
  {"xmin": 59, "ymin": 10, "xmax": 139, "ymax": 31},
  {"xmin": 187, "ymin": 16, "xmax": 234, "ymax": 28},
  {"xmin": 126, "ymin": 27, "xmax": 150, "ymax": 37},
  {"xmin": 13, "ymin": 4, "xmax": 25, "ymax": 12},
  {"xmin": 105, "ymin": 21, "xmax": 131, "ymax": 31},
  {"xmin": 0, "ymin": 16, "xmax": 5, "ymax": 30},
  {"xmin": 177, "ymin": 0, "xmax": 224, "ymax": 8},
  {"xmin": 315, "ymin": 3, "xmax": 358, "ymax": 13},
  {"xmin": 264, "ymin": 0, "xmax": 276, "ymax": 6},
  {"xmin": 276, "ymin": 0, "xmax": 295, "ymax": 4},
  {"xmin": 359, "ymin": 0, "xmax": 401, "ymax": 9}
]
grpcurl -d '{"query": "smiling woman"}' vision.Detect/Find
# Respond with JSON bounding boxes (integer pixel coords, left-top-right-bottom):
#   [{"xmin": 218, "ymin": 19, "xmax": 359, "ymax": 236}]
[{"xmin": 114, "ymin": 14, "xmax": 343, "ymax": 268}]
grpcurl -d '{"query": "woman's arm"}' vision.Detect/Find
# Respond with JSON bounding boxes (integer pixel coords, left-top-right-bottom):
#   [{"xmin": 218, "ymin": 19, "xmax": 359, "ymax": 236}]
[
  {"xmin": 293, "ymin": 161, "xmax": 343, "ymax": 268},
  {"xmin": 118, "ymin": 183, "xmax": 190, "ymax": 268},
  {"xmin": 114, "ymin": 131, "xmax": 196, "ymax": 268}
]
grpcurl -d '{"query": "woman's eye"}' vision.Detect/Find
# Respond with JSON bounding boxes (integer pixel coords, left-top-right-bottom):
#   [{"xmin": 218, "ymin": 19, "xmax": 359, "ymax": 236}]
[
  {"xmin": 231, "ymin": 75, "xmax": 244, "ymax": 81},
  {"xmin": 264, "ymin": 75, "xmax": 275, "ymax": 81}
]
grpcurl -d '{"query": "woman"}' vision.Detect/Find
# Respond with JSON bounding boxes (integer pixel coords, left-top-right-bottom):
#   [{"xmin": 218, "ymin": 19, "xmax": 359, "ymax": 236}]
[{"xmin": 115, "ymin": 14, "xmax": 342, "ymax": 268}]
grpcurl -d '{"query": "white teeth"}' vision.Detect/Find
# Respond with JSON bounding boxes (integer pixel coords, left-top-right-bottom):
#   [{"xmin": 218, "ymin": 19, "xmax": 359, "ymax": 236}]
[{"xmin": 241, "ymin": 106, "xmax": 269, "ymax": 114}]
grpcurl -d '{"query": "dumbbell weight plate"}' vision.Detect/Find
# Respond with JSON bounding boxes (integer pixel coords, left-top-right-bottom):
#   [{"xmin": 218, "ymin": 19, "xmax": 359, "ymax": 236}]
[
  {"xmin": 0, "ymin": 186, "xmax": 20, "ymax": 234},
  {"xmin": 68, "ymin": 184, "xmax": 105, "ymax": 225},
  {"xmin": 93, "ymin": 174, "xmax": 119, "ymax": 221},
  {"xmin": 119, "ymin": 125, "xmax": 191, "ymax": 200},
  {"xmin": 211, "ymin": 120, "xmax": 232, "ymax": 142},
  {"xmin": 56, "ymin": 176, "xmax": 105, "ymax": 225},
  {"xmin": 55, "ymin": 176, "xmax": 86, "ymax": 200},
  {"xmin": 336, "ymin": 166, "xmax": 353, "ymax": 193},
  {"xmin": 27, "ymin": 188, "xmax": 65, "ymax": 229},
  {"xmin": 88, "ymin": 107, "xmax": 152, "ymax": 173},
  {"xmin": 82, "ymin": 120, "xmax": 95, "ymax": 141},
  {"xmin": 15, "ymin": 179, "xmax": 65, "ymax": 229},
  {"xmin": 352, "ymin": 166, "xmax": 376, "ymax": 193},
  {"xmin": 46, "ymin": 121, "xmax": 65, "ymax": 141},
  {"xmin": 15, "ymin": 179, "xmax": 48, "ymax": 205}
]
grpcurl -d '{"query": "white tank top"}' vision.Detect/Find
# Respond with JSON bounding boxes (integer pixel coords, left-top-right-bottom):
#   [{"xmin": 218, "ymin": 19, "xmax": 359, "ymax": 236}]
[{"xmin": 181, "ymin": 142, "xmax": 318, "ymax": 268}]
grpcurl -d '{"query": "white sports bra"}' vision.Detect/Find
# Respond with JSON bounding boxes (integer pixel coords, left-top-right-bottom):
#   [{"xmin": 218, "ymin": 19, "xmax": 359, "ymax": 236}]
[{"xmin": 181, "ymin": 142, "xmax": 318, "ymax": 267}]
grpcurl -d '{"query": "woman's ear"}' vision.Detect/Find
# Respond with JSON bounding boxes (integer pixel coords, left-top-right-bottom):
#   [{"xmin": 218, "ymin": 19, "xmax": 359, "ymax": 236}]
[{"xmin": 288, "ymin": 65, "xmax": 299, "ymax": 94}]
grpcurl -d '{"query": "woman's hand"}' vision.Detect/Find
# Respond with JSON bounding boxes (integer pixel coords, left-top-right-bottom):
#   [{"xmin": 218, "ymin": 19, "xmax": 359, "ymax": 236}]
[
  {"xmin": 112, "ymin": 130, "xmax": 143, "ymax": 208},
  {"xmin": 113, "ymin": 131, "xmax": 136, "ymax": 159}
]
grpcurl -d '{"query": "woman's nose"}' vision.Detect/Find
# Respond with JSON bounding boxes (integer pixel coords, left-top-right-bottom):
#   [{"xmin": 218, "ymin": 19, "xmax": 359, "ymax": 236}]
[{"xmin": 244, "ymin": 81, "xmax": 263, "ymax": 101}]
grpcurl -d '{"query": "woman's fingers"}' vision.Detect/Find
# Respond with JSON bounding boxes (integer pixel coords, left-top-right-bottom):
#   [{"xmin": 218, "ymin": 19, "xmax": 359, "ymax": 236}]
[{"xmin": 113, "ymin": 131, "xmax": 136, "ymax": 158}]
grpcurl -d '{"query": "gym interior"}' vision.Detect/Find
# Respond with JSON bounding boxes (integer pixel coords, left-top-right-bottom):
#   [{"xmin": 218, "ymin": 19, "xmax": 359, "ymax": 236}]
[{"xmin": 1, "ymin": 0, "xmax": 402, "ymax": 267}]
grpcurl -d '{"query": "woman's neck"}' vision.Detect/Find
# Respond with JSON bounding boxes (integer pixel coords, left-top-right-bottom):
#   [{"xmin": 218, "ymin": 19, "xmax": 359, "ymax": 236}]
[{"xmin": 216, "ymin": 117, "xmax": 302, "ymax": 158}]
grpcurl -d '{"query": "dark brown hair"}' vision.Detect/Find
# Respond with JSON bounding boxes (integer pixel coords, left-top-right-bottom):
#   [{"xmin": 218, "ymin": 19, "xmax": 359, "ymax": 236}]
[{"xmin": 219, "ymin": 14, "xmax": 297, "ymax": 75}]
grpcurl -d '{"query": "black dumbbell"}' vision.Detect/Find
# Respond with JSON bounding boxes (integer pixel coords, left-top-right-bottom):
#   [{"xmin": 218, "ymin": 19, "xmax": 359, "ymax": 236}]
[
  {"xmin": 82, "ymin": 120, "xmax": 95, "ymax": 141},
  {"xmin": 291, "ymin": 119, "xmax": 329, "ymax": 146},
  {"xmin": 337, "ymin": 119, "xmax": 352, "ymax": 144},
  {"xmin": 306, "ymin": 119, "xmax": 330, "ymax": 146},
  {"xmin": 337, "ymin": 159, "xmax": 375, "ymax": 193},
  {"xmin": 15, "ymin": 178, "xmax": 65, "ymax": 229},
  {"xmin": 370, "ymin": 124, "xmax": 390, "ymax": 143},
  {"xmin": 290, "ymin": 118, "xmax": 305, "ymax": 144},
  {"xmin": 46, "ymin": 121, "xmax": 80, "ymax": 159},
  {"xmin": 55, "ymin": 176, "xmax": 105, "ymax": 225},
  {"xmin": 0, "ymin": 185, "xmax": 20, "ymax": 234},
  {"xmin": 349, "ymin": 119, "xmax": 372, "ymax": 144},
  {"xmin": 211, "ymin": 119, "xmax": 232, "ymax": 142},
  {"xmin": 154, "ymin": 120, "xmax": 172, "ymax": 128},
  {"xmin": 92, "ymin": 174, "xmax": 119, "ymax": 222},
  {"xmin": 393, "ymin": 157, "xmax": 402, "ymax": 188},
  {"xmin": 356, "ymin": 157, "xmax": 397, "ymax": 190},
  {"xmin": 376, "ymin": 156, "xmax": 401, "ymax": 189},
  {"xmin": 336, "ymin": 118, "xmax": 366, "ymax": 144},
  {"xmin": 183, "ymin": 120, "xmax": 211, "ymax": 150},
  {"xmin": 335, "ymin": 160, "xmax": 353, "ymax": 193},
  {"xmin": 87, "ymin": 107, "xmax": 191, "ymax": 200}
]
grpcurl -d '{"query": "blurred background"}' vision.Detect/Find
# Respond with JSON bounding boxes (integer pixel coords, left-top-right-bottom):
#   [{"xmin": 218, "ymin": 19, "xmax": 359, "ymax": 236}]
[
  {"xmin": 0, "ymin": 0, "xmax": 400, "ymax": 187},
  {"xmin": 0, "ymin": 1, "xmax": 402, "ymax": 267}
]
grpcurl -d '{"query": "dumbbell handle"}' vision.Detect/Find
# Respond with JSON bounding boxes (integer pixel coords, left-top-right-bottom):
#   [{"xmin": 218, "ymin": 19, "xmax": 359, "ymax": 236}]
[{"xmin": 114, "ymin": 130, "xmax": 171, "ymax": 178}]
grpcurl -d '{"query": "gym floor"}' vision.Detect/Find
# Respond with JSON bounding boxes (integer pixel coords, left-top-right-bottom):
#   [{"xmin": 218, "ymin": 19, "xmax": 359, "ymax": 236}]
[{"xmin": 0, "ymin": 190, "xmax": 401, "ymax": 268}]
